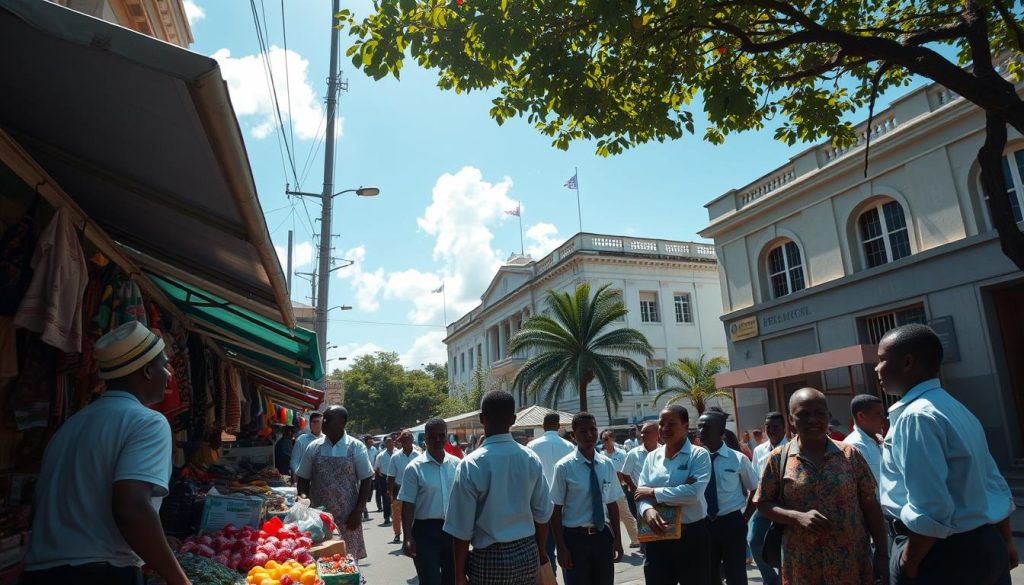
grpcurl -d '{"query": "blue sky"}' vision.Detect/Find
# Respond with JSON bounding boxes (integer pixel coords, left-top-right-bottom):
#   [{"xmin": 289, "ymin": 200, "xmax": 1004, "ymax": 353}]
[{"xmin": 185, "ymin": 0, "xmax": 927, "ymax": 373}]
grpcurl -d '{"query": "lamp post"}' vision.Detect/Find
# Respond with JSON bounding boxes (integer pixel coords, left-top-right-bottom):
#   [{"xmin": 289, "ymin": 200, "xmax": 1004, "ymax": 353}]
[{"xmin": 285, "ymin": 186, "xmax": 380, "ymax": 387}]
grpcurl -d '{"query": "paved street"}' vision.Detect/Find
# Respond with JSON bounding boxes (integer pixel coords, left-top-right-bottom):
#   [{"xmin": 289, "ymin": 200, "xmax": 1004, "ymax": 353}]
[{"xmin": 357, "ymin": 504, "xmax": 1024, "ymax": 584}]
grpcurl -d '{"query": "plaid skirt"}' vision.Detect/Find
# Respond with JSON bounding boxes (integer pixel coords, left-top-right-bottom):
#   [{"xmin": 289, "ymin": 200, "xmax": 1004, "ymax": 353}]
[{"xmin": 469, "ymin": 536, "xmax": 538, "ymax": 585}]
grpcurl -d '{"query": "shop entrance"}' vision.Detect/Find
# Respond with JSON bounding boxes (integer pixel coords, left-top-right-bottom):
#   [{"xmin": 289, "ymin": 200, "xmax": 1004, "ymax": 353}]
[{"xmin": 993, "ymin": 281, "xmax": 1024, "ymax": 452}]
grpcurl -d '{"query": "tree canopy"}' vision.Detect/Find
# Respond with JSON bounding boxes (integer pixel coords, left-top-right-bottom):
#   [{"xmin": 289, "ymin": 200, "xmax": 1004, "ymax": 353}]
[
  {"xmin": 656, "ymin": 355, "xmax": 731, "ymax": 415},
  {"xmin": 336, "ymin": 353, "xmax": 448, "ymax": 433},
  {"xmin": 344, "ymin": 0, "xmax": 1024, "ymax": 270}
]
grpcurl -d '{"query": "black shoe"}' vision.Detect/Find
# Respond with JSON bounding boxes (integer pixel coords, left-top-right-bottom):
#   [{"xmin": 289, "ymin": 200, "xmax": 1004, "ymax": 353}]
[
  {"xmin": 391, "ymin": 536, "xmax": 401, "ymax": 544},
  {"xmin": 383, "ymin": 520, "xmax": 391, "ymax": 526}
]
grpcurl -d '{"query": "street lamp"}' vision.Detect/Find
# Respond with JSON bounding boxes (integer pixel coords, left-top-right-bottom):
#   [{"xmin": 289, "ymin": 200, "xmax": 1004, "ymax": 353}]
[
  {"xmin": 329, "ymin": 305, "xmax": 353, "ymax": 311},
  {"xmin": 335, "ymin": 186, "xmax": 380, "ymax": 198}
]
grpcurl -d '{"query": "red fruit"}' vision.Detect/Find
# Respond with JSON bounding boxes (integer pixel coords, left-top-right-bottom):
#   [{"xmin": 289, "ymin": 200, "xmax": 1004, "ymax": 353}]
[
  {"xmin": 179, "ymin": 542, "xmax": 197, "ymax": 554},
  {"xmin": 297, "ymin": 537, "xmax": 313, "ymax": 548},
  {"xmin": 196, "ymin": 544, "xmax": 216, "ymax": 558},
  {"xmin": 280, "ymin": 577, "xmax": 293, "ymax": 585},
  {"xmin": 197, "ymin": 535, "xmax": 213, "ymax": 546},
  {"xmin": 223, "ymin": 523, "xmax": 237, "ymax": 535},
  {"xmin": 716, "ymin": 46, "xmax": 726, "ymax": 55},
  {"xmin": 259, "ymin": 530, "xmax": 269, "ymax": 539},
  {"xmin": 292, "ymin": 547, "xmax": 308, "ymax": 558},
  {"xmin": 274, "ymin": 548, "xmax": 292, "ymax": 562},
  {"xmin": 456, "ymin": 0, "xmax": 464, "ymax": 5},
  {"xmin": 252, "ymin": 552, "xmax": 269, "ymax": 566},
  {"xmin": 333, "ymin": 554, "xmax": 342, "ymax": 562}
]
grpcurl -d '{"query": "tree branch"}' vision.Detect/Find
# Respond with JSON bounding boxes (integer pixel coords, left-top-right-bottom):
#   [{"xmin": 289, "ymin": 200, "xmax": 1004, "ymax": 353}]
[
  {"xmin": 978, "ymin": 111, "xmax": 1024, "ymax": 272},
  {"xmin": 863, "ymin": 62, "xmax": 892, "ymax": 177},
  {"xmin": 992, "ymin": 0, "xmax": 1024, "ymax": 52},
  {"xmin": 903, "ymin": 21, "xmax": 968, "ymax": 46}
]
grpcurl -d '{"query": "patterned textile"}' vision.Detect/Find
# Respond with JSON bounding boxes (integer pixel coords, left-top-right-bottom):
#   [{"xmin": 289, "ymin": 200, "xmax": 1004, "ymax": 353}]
[
  {"xmin": 468, "ymin": 537, "xmax": 538, "ymax": 585},
  {"xmin": 309, "ymin": 441, "xmax": 367, "ymax": 559},
  {"xmin": 755, "ymin": 439, "xmax": 877, "ymax": 585}
]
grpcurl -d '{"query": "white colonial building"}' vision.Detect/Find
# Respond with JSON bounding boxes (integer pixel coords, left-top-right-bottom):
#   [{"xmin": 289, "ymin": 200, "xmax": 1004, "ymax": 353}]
[
  {"xmin": 699, "ymin": 76, "xmax": 1024, "ymax": 500},
  {"xmin": 444, "ymin": 232, "xmax": 729, "ymax": 427}
]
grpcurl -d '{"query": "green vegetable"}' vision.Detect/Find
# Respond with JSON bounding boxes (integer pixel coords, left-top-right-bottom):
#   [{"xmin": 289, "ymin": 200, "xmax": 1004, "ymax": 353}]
[{"xmin": 146, "ymin": 553, "xmax": 245, "ymax": 585}]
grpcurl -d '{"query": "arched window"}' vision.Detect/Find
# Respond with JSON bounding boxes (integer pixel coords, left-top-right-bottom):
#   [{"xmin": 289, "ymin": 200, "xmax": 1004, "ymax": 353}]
[
  {"xmin": 857, "ymin": 200, "xmax": 911, "ymax": 268},
  {"xmin": 766, "ymin": 240, "xmax": 805, "ymax": 299},
  {"xmin": 999, "ymin": 151, "xmax": 1024, "ymax": 223}
]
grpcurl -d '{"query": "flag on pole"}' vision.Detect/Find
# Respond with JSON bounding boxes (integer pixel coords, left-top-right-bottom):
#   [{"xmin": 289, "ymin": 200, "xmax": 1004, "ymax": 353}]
[
  {"xmin": 432, "ymin": 283, "xmax": 445, "ymax": 293},
  {"xmin": 564, "ymin": 174, "xmax": 578, "ymax": 190},
  {"xmin": 504, "ymin": 205, "xmax": 521, "ymax": 217}
]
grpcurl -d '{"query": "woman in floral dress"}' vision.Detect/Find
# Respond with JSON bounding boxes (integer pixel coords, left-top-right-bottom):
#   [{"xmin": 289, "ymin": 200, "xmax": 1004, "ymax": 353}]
[{"xmin": 755, "ymin": 388, "xmax": 889, "ymax": 585}]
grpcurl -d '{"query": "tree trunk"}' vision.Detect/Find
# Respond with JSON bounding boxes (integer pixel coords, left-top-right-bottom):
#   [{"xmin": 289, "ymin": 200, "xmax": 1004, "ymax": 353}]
[
  {"xmin": 578, "ymin": 377, "xmax": 588, "ymax": 413},
  {"xmin": 977, "ymin": 113, "xmax": 1024, "ymax": 272}
]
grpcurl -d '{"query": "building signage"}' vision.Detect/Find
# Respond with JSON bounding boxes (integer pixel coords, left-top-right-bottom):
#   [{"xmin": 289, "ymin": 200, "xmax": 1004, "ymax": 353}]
[
  {"xmin": 928, "ymin": 316, "xmax": 960, "ymax": 363},
  {"xmin": 761, "ymin": 306, "xmax": 811, "ymax": 329},
  {"xmin": 729, "ymin": 316, "xmax": 759, "ymax": 342}
]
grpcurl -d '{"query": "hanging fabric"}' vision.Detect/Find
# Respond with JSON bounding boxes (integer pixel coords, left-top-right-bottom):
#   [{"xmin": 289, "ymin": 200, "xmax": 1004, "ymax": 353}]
[{"xmin": 13, "ymin": 208, "xmax": 89, "ymax": 353}]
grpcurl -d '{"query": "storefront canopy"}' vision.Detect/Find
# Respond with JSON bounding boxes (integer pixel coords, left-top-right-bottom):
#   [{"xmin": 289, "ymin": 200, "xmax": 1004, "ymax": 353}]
[
  {"xmin": 511, "ymin": 405, "xmax": 573, "ymax": 430},
  {"xmin": 0, "ymin": 0, "xmax": 293, "ymax": 326},
  {"xmin": 715, "ymin": 344, "xmax": 878, "ymax": 389},
  {"xmin": 148, "ymin": 272, "xmax": 324, "ymax": 381}
]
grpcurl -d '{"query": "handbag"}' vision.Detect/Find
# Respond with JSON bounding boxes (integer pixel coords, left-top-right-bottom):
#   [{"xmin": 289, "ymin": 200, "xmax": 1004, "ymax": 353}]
[{"xmin": 761, "ymin": 441, "xmax": 791, "ymax": 569}]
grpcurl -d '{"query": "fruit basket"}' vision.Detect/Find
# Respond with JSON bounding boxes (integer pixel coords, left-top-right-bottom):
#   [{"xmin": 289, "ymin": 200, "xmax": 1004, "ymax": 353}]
[{"xmin": 316, "ymin": 554, "xmax": 359, "ymax": 585}]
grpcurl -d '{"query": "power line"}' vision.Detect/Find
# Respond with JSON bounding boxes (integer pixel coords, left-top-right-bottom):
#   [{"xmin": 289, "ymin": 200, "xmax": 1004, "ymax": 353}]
[
  {"xmin": 249, "ymin": 0, "xmax": 300, "ymax": 186},
  {"xmin": 280, "ymin": 0, "xmax": 296, "ymax": 161}
]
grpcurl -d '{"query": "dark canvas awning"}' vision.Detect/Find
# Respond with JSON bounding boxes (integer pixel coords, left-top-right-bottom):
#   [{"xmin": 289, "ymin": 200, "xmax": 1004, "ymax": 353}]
[{"xmin": 0, "ymin": 0, "xmax": 293, "ymax": 326}]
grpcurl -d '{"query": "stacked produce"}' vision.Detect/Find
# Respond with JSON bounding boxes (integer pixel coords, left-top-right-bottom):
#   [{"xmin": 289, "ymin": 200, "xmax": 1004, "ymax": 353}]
[
  {"xmin": 316, "ymin": 555, "xmax": 359, "ymax": 584},
  {"xmin": 246, "ymin": 559, "xmax": 323, "ymax": 585},
  {"xmin": 146, "ymin": 553, "xmax": 245, "ymax": 585},
  {"xmin": 176, "ymin": 522, "xmax": 315, "ymax": 572}
]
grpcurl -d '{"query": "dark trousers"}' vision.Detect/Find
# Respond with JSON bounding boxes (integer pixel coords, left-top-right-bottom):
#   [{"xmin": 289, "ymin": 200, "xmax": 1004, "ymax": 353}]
[
  {"xmin": 376, "ymin": 476, "xmax": 391, "ymax": 521},
  {"xmin": 20, "ymin": 564, "xmax": 143, "ymax": 585},
  {"xmin": 545, "ymin": 524, "xmax": 568, "ymax": 583},
  {"xmin": 708, "ymin": 511, "xmax": 748, "ymax": 585},
  {"xmin": 563, "ymin": 527, "xmax": 614, "ymax": 585},
  {"xmin": 623, "ymin": 485, "xmax": 639, "ymax": 520},
  {"xmin": 374, "ymin": 475, "xmax": 384, "ymax": 509},
  {"xmin": 644, "ymin": 518, "xmax": 711, "ymax": 585},
  {"xmin": 889, "ymin": 523, "xmax": 1010, "ymax": 585},
  {"xmin": 412, "ymin": 519, "xmax": 454, "ymax": 585}
]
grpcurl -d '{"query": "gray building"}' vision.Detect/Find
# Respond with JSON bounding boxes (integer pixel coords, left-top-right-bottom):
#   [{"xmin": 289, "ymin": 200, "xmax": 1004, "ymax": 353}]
[{"xmin": 699, "ymin": 78, "xmax": 1024, "ymax": 487}]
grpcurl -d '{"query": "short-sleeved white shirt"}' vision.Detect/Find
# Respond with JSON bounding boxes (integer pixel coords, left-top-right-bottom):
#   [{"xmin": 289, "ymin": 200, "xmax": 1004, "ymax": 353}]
[
  {"xmin": 397, "ymin": 451, "xmax": 460, "ymax": 519},
  {"xmin": 387, "ymin": 449, "xmax": 419, "ymax": 483},
  {"xmin": 550, "ymin": 450, "xmax": 620, "ymax": 527},
  {"xmin": 25, "ymin": 391, "xmax": 172, "ymax": 569},
  {"xmin": 295, "ymin": 432, "xmax": 373, "ymax": 481},
  {"xmin": 375, "ymin": 448, "xmax": 394, "ymax": 473}
]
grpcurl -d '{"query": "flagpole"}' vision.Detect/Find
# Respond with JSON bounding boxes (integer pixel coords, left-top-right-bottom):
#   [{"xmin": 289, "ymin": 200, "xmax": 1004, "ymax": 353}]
[
  {"xmin": 441, "ymin": 282, "xmax": 447, "ymax": 326},
  {"xmin": 574, "ymin": 166, "xmax": 582, "ymax": 234},
  {"xmin": 517, "ymin": 201, "xmax": 524, "ymax": 255}
]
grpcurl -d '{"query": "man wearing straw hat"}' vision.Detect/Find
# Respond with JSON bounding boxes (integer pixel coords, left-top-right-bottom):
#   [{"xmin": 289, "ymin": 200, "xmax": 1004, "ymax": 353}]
[{"xmin": 21, "ymin": 321, "xmax": 189, "ymax": 585}]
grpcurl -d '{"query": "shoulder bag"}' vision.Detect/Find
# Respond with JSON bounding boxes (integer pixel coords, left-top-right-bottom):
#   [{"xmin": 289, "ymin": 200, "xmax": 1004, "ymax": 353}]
[{"xmin": 761, "ymin": 441, "xmax": 791, "ymax": 569}]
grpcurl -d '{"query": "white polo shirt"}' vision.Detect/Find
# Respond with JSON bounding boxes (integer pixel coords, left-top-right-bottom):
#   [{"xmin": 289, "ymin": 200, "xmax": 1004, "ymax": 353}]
[
  {"xmin": 398, "ymin": 451, "xmax": 460, "ymax": 520},
  {"xmin": 25, "ymin": 391, "xmax": 172, "ymax": 569},
  {"xmin": 550, "ymin": 450, "xmax": 619, "ymax": 528},
  {"xmin": 388, "ymin": 449, "xmax": 419, "ymax": 484},
  {"xmin": 527, "ymin": 431, "xmax": 574, "ymax": 487}
]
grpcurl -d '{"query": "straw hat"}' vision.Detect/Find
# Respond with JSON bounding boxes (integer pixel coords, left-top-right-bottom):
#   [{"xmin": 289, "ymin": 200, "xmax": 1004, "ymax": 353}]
[{"xmin": 95, "ymin": 321, "xmax": 166, "ymax": 379}]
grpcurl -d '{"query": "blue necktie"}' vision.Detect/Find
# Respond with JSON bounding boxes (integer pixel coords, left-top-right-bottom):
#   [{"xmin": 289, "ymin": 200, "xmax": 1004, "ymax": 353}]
[
  {"xmin": 588, "ymin": 461, "xmax": 604, "ymax": 529},
  {"xmin": 706, "ymin": 452, "xmax": 720, "ymax": 519}
]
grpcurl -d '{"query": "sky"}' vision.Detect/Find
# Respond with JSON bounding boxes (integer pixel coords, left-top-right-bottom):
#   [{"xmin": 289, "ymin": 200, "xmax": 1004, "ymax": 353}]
[{"xmin": 184, "ymin": 0, "xmax": 929, "ymax": 373}]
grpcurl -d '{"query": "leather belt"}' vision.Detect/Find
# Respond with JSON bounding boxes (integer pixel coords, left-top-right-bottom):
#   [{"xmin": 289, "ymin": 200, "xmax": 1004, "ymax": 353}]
[{"xmin": 563, "ymin": 525, "xmax": 607, "ymax": 535}]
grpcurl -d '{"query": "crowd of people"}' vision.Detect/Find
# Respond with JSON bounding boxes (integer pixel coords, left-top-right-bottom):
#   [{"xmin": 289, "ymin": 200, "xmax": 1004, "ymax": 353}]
[{"xmin": 13, "ymin": 321, "xmax": 1023, "ymax": 585}]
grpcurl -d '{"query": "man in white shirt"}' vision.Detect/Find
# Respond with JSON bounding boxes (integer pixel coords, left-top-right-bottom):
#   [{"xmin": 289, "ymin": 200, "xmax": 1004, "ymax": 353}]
[
  {"xmin": 399, "ymin": 418, "xmax": 460, "ymax": 585},
  {"xmin": 623, "ymin": 426, "xmax": 639, "ymax": 452},
  {"xmin": 22, "ymin": 321, "xmax": 188, "ymax": 585},
  {"xmin": 443, "ymin": 391, "xmax": 552, "ymax": 585},
  {"xmin": 364, "ymin": 435, "xmax": 380, "ymax": 520},
  {"xmin": 296, "ymin": 405, "xmax": 374, "ymax": 560},
  {"xmin": 748, "ymin": 411, "xmax": 787, "ymax": 585},
  {"xmin": 550, "ymin": 413, "xmax": 623, "ymax": 585},
  {"xmin": 698, "ymin": 410, "xmax": 758, "ymax": 585},
  {"xmin": 375, "ymin": 436, "xmax": 396, "ymax": 526},
  {"xmin": 388, "ymin": 430, "xmax": 419, "ymax": 544},
  {"xmin": 877, "ymin": 324, "xmax": 1017, "ymax": 584},
  {"xmin": 527, "ymin": 413, "xmax": 574, "ymax": 579},
  {"xmin": 620, "ymin": 421, "xmax": 659, "ymax": 498},
  {"xmin": 599, "ymin": 429, "xmax": 640, "ymax": 549},
  {"xmin": 290, "ymin": 411, "xmax": 323, "ymax": 476},
  {"xmin": 842, "ymin": 394, "xmax": 884, "ymax": 491}
]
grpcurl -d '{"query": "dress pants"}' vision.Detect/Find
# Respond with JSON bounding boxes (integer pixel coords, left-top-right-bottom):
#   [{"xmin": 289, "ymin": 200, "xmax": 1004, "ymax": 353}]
[
  {"xmin": 391, "ymin": 489, "xmax": 404, "ymax": 537},
  {"xmin": 412, "ymin": 519, "xmax": 454, "ymax": 585},
  {"xmin": 746, "ymin": 510, "xmax": 779, "ymax": 585},
  {"xmin": 889, "ymin": 523, "xmax": 1010, "ymax": 585},
  {"xmin": 376, "ymin": 476, "xmax": 391, "ymax": 519},
  {"xmin": 562, "ymin": 526, "xmax": 614, "ymax": 585},
  {"xmin": 708, "ymin": 511, "xmax": 748, "ymax": 585},
  {"xmin": 373, "ymin": 476, "xmax": 384, "ymax": 510},
  {"xmin": 643, "ymin": 518, "xmax": 711, "ymax": 585},
  {"xmin": 545, "ymin": 524, "xmax": 568, "ymax": 583}
]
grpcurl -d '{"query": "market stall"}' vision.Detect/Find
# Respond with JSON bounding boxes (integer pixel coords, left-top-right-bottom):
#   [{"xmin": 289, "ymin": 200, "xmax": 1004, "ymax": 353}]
[{"xmin": 0, "ymin": 2, "xmax": 355, "ymax": 583}]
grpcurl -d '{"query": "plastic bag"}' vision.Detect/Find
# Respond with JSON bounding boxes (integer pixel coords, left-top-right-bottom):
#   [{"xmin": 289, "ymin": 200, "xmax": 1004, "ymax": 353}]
[{"xmin": 284, "ymin": 498, "xmax": 327, "ymax": 543}]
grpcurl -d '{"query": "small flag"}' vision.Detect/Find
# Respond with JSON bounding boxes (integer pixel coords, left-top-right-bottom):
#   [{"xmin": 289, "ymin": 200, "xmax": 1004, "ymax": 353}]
[
  {"xmin": 432, "ymin": 283, "xmax": 444, "ymax": 293},
  {"xmin": 564, "ymin": 174, "xmax": 578, "ymax": 190},
  {"xmin": 504, "ymin": 205, "xmax": 520, "ymax": 217}
]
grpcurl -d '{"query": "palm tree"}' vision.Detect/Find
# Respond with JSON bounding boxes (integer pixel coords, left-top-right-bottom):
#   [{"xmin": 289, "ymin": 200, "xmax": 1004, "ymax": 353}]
[
  {"xmin": 655, "ymin": 355, "xmax": 731, "ymax": 415},
  {"xmin": 508, "ymin": 282, "xmax": 654, "ymax": 418}
]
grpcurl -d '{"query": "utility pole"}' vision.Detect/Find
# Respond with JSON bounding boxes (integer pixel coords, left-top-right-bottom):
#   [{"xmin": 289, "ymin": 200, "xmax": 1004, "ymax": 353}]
[{"xmin": 286, "ymin": 229, "xmax": 294, "ymax": 293}]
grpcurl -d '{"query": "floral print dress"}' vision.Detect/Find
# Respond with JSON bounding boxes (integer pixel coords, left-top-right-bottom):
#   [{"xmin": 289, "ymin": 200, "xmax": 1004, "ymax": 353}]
[{"xmin": 755, "ymin": 439, "xmax": 878, "ymax": 585}]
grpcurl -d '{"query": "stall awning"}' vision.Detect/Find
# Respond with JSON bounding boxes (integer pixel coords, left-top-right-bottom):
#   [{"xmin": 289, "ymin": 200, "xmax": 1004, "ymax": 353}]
[
  {"xmin": 715, "ymin": 344, "xmax": 878, "ymax": 389},
  {"xmin": 0, "ymin": 0, "xmax": 293, "ymax": 326},
  {"xmin": 148, "ymin": 272, "xmax": 324, "ymax": 381},
  {"xmin": 249, "ymin": 374, "xmax": 324, "ymax": 412}
]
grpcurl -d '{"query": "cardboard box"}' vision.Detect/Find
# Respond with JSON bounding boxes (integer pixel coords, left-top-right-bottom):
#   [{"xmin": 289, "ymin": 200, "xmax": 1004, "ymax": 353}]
[
  {"xmin": 198, "ymin": 494, "xmax": 264, "ymax": 532},
  {"xmin": 310, "ymin": 538, "xmax": 347, "ymax": 560}
]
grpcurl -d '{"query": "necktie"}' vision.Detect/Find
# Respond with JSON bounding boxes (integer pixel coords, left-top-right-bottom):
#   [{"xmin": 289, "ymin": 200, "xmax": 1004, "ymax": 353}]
[
  {"xmin": 706, "ymin": 452, "xmax": 720, "ymax": 519},
  {"xmin": 588, "ymin": 461, "xmax": 605, "ymax": 529}
]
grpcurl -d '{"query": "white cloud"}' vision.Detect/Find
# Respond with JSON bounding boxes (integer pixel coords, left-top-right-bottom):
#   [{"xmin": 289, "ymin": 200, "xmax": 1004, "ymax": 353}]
[
  {"xmin": 212, "ymin": 46, "xmax": 340, "ymax": 142},
  {"xmin": 274, "ymin": 240, "xmax": 314, "ymax": 270},
  {"xmin": 337, "ymin": 245, "xmax": 386, "ymax": 312},
  {"xmin": 524, "ymin": 222, "xmax": 561, "ymax": 258},
  {"xmin": 400, "ymin": 332, "xmax": 448, "ymax": 369},
  {"xmin": 183, "ymin": 0, "xmax": 205, "ymax": 25},
  {"xmin": 326, "ymin": 341, "xmax": 386, "ymax": 371}
]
